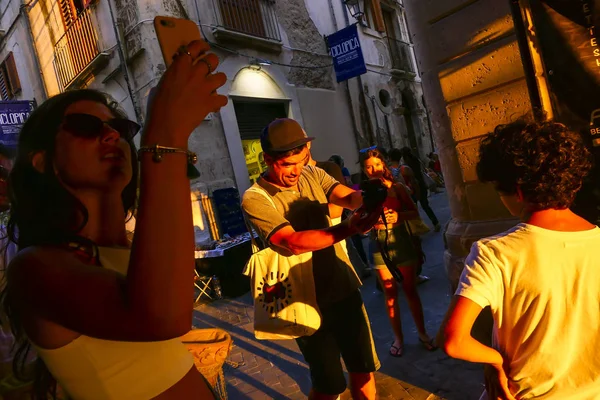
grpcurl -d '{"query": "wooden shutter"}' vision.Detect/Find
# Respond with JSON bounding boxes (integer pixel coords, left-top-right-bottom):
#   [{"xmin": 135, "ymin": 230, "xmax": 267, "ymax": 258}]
[
  {"xmin": 0, "ymin": 68, "xmax": 9, "ymax": 100},
  {"xmin": 382, "ymin": 9, "xmax": 397, "ymax": 39},
  {"xmin": 59, "ymin": 0, "xmax": 77, "ymax": 28},
  {"xmin": 371, "ymin": 0, "xmax": 386, "ymax": 33},
  {"xmin": 4, "ymin": 53, "xmax": 20, "ymax": 96},
  {"xmin": 233, "ymin": 101, "xmax": 288, "ymax": 140},
  {"xmin": 218, "ymin": 0, "xmax": 266, "ymax": 38}
]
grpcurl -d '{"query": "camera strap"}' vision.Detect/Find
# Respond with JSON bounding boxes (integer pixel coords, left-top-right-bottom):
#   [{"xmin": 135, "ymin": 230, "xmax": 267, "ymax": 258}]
[{"xmin": 380, "ymin": 210, "xmax": 404, "ymax": 283}]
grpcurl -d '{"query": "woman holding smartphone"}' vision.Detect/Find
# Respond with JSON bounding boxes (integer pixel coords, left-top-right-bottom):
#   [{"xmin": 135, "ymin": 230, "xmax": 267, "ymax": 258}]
[{"xmin": 1, "ymin": 40, "xmax": 227, "ymax": 399}]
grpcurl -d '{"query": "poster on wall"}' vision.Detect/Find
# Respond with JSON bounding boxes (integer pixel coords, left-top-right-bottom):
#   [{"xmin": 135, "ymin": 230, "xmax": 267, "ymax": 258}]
[
  {"xmin": 0, "ymin": 100, "xmax": 34, "ymax": 148},
  {"xmin": 327, "ymin": 24, "xmax": 367, "ymax": 82},
  {"xmin": 528, "ymin": 0, "xmax": 600, "ymax": 224}
]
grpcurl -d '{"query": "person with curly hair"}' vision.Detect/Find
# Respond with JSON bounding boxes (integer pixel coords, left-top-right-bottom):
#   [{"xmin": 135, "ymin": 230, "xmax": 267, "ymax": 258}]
[{"xmin": 442, "ymin": 119, "xmax": 600, "ymax": 400}]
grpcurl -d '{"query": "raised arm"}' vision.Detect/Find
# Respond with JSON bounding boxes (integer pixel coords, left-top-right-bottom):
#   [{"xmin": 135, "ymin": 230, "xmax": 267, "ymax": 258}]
[
  {"xmin": 329, "ymin": 183, "xmax": 363, "ymax": 210},
  {"xmin": 243, "ymin": 187, "xmax": 379, "ymax": 256},
  {"xmin": 8, "ymin": 41, "xmax": 228, "ymax": 342}
]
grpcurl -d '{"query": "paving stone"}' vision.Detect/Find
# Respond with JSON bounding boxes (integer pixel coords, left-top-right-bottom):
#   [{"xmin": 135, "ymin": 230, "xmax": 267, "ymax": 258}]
[{"xmin": 193, "ymin": 192, "xmax": 484, "ymax": 399}]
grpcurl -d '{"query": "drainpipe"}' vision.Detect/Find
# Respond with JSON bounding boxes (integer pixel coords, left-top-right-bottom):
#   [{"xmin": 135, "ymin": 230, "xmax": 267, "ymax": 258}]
[
  {"xmin": 509, "ymin": 0, "xmax": 543, "ymax": 120},
  {"xmin": 369, "ymin": 95, "xmax": 381, "ymax": 145},
  {"xmin": 340, "ymin": 0, "xmax": 374, "ymax": 149},
  {"xmin": 20, "ymin": 2, "xmax": 48, "ymax": 101},
  {"xmin": 106, "ymin": 0, "xmax": 142, "ymax": 124}
]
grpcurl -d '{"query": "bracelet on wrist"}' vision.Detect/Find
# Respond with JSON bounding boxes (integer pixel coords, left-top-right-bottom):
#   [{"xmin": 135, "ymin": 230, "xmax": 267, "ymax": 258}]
[
  {"xmin": 138, "ymin": 144, "xmax": 197, "ymax": 164},
  {"xmin": 137, "ymin": 144, "xmax": 201, "ymax": 179}
]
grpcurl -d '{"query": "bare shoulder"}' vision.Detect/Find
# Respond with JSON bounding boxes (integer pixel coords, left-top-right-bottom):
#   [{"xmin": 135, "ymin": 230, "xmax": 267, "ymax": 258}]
[
  {"xmin": 8, "ymin": 246, "xmax": 79, "ymax": 280},
  {"xmin": 7, "ymin": 245, "xmax": 122, "ymax": 303}
]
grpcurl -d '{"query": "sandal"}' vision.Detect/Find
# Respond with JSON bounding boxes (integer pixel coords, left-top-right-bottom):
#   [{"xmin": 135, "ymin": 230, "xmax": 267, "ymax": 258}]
[
  {"xmin": 389, "ymin": 342, "xmax": 404, "ymax": 357},
  {"xmin": 419, "ymin": 337, "xmax": 437, "ymax": 351}
]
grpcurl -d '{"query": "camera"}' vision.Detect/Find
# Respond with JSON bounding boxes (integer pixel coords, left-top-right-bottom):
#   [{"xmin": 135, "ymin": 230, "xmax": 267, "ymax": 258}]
[{"xmin": 360, "ymin": 179, "xmax": 388, "ymax": 212}]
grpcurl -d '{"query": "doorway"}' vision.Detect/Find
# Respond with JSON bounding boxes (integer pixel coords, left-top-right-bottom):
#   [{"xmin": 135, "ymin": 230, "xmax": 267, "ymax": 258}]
[{"xmin": 233, "ymin": 99, "xmax": 288, "ymax": 183}]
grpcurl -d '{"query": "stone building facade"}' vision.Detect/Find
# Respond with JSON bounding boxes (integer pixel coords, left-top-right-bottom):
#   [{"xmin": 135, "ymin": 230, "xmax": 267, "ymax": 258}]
[
  {"xmin": 0, "ymin": 0, "xmax": 46, "ymax": 112},
  {"xmin": 403, "ymin": 0, "xmax": 530, "ymax": 290},
  {"xmin": 22, "ymin": 0, "xmax": 434, "ymax": 238},
  {"xmin": 25, "ymin": 0, "xmax": 433, "ymax": 179}
]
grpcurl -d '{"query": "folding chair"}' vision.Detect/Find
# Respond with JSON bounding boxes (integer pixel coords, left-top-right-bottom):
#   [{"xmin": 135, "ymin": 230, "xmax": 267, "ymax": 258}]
[{"xmin": 194, "ymin": 269, "xmax": 214, "ymax": 302}]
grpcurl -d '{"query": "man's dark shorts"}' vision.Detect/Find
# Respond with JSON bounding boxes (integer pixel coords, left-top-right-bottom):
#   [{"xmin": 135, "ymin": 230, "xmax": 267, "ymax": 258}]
[{"xmin": 295, "ymin": 290, "xmax": 380, "ymax": 395}]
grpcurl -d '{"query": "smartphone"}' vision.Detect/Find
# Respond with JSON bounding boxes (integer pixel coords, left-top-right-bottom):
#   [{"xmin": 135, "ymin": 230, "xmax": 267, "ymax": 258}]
[{"xmin": 154, "ymin": 16, "xmax": 203, "ymax": 67}]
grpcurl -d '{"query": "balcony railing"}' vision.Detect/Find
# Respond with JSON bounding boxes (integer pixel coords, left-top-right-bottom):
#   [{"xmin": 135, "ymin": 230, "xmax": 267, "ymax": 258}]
[
  {"xmin": 387, "ymin": 37, "xmax": 415, "ymax": 74},
  {"xmin": 53, "ymin": 8, "xmax": 100, "ymax": 90},
  {"xmin": 212, "ymin": 0, "xmax": 281, "ymax": 42}
]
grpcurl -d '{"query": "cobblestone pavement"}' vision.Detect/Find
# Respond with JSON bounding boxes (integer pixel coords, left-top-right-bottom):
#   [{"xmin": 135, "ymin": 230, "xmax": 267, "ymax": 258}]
[{"xmin": 193, "ymin": 191, "xmax": 485, "ymax": 399}]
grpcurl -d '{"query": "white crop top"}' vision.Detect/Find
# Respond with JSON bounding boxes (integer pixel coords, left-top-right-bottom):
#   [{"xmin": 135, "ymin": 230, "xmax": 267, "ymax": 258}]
[{"xmin": 31, "ymin": 247, "xmax": 194, "ymax": 400}]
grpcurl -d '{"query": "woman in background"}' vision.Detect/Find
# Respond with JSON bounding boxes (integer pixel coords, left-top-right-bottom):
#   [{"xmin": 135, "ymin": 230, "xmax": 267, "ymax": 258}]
[{"xmin": 360, "ymin": 148, "xmax": 435, "ymax": 357}]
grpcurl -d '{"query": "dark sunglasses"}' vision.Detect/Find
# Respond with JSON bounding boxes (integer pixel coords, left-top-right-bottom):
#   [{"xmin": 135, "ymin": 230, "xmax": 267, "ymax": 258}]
[{"xmin": 62, "ymin": 113, "xmax": 140, "ymax": 141}]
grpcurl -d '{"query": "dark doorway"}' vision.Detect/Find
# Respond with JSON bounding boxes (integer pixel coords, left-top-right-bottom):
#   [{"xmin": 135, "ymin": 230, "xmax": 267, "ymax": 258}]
[{"xmin": 233, "ymin": 99, "xmax": 288, "ymax": 183}]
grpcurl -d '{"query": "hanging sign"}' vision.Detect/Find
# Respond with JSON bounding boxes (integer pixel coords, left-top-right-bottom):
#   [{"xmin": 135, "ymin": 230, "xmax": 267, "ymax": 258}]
[
  {"xmin": 0, "ymin": 100, "xmax": 34, "ymax": 147},
  {"xmin": 327, "ymin": 24, "xmax": 367, "ymax": 82}
]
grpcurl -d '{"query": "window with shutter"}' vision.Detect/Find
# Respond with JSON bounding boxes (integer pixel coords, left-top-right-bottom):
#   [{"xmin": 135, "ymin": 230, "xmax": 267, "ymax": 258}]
[
  {"xmin": 0, "ymin": 69, "xmax": 9, "ymax": 101},
  {"xmin": 233, "ymin": 101, "xmax": 288, "ymax": 140},
  {"xmin": 58, "ymin": 0, "xmax": 86, "ymax": 29},
  {"xmin": 371, "ymin": 0, "xmax": 386, "ymax": 33},
  {"xmin": 0, "ymin": 53, "xmax": 21, "ymax": 100},
  {"xmin": 4, "ymin": 53, "xmax": 20, "ymax": 96},
  {"xmin": 218, "ymin": 0, "xmax": 266, "ymax": 38},
  {"xmin": 362, "ymin": 1, "xmax": 386, "ymax": 33},
  {"xmin": 59, "ymin": 0, "xmax": 77, "ymax": 28}
]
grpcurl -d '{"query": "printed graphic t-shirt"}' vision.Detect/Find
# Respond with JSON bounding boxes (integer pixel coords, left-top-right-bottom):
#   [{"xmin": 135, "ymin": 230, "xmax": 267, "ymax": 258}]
[{"xmin": 242, "ymin": 165, "xmax": 361, "ymax": 309}]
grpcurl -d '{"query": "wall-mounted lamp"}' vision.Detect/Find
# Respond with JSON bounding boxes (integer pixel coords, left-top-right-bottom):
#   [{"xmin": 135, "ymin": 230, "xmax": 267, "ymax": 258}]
[
  {"xmin": 250, "ymin": 58, "xmax": 271, "ymax": 67},
  {"xmin": 343, "ymin": 0, "xmax": 364, "ymax": 23}
]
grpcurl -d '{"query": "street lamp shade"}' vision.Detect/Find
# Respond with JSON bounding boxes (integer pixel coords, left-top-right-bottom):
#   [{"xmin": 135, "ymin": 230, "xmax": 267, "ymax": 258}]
[{"xmin": 344, "ymin": 0, "xmax": 364, "ymax": 22}]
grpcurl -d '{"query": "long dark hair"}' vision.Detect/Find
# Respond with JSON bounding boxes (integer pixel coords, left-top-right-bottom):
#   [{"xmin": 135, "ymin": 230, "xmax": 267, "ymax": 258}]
[
  {"xmin": 359, "ymin": 148, "xmax": 395, "ymax": 183},
  {"xmin": 400, "ymin": 147, "xmax": 422, "ymax": 174},
  {"xmin": 0, "ymin": 89, "xmax": 139, "ymax": 399}
]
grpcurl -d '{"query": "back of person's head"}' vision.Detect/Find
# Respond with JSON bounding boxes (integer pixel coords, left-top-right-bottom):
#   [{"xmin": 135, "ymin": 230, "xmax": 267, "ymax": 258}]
[
  {"xmin": 400, "ymin": 147, "xmax": 414, "ymax": 161},
  {"xmin": 477, "ymin": 118, "xmax": 592, "ymax": 211},
  {"xmin": 0, "ymin": 144, "xmax": 16, "ymax": 161},
  {"xmin": 328, "ymin": 154, "xmax": 344, "ymax": 168},
  {"xmin": 389, "ymin": 148, "xmax": 402, "ymax": 163},
  {"xmin": 8, "ymin": 89, "xmax": 139, "ymax": 250}
]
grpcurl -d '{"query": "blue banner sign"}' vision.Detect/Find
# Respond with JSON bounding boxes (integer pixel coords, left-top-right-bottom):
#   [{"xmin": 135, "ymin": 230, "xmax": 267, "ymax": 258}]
[
  {"xmin": 0, "ymin": 100, "xmax": 34, "ymax": 147},
  {"xmin": 328, "ymin": 24, "xmax": 367, "ymax": 82}
]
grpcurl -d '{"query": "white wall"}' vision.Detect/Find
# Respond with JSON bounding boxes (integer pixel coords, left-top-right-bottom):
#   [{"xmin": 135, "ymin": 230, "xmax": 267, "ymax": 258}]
[{"xmin": 296, "ymin": 87, "xmax": 360, "ymax": 174}]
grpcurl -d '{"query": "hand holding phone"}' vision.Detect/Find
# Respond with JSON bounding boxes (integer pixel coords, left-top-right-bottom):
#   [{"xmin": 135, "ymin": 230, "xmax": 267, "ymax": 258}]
[
  {"xmin": 154, "ymin": 16, "xmax": 204, "ymax": 67},
  {"xmin": 142, "ymin": 17, "xmax": 228, "ymax": 147}
]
